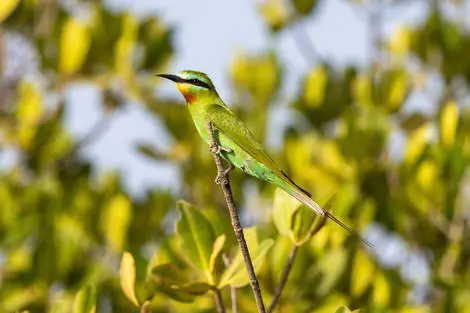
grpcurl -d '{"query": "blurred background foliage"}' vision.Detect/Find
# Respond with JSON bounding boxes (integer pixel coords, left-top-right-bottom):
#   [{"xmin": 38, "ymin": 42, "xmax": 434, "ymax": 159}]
[{"xmin": 0, "ymin": 0, "xmax": 470, "ymax": 312}]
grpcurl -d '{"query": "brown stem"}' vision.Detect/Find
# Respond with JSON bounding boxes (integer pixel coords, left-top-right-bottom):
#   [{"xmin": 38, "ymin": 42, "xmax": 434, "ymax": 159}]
[
  {"xmin": 223, "ymin": 254, "xmax": 238, "ymax": 313},
  {"xmin": 206, "ymin": 121, "xmax": 266, "ymax": 313},
  {"xmin": 267, "ymin": 244, "xmax": 299, "ymax": 313},
  {"xmin": 214, "ymin": 289, "xmax": 226, "ymax": 313}
]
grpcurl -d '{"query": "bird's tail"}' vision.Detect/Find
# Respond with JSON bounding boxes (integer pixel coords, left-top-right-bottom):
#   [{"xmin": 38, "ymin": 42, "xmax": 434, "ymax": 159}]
[{"xmin": 287, "ymin": 187, "xmax": 374, "ymax": 248}]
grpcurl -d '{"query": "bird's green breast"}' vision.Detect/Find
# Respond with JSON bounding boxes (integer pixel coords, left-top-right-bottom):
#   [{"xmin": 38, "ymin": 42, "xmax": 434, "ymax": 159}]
[
  {"xmin": 188, "ymin": 103, "xmax": 284, "ymax": 188},
  {"xmin": 188, "ymin": 103, "xmax": 258, "ymax": 173}
]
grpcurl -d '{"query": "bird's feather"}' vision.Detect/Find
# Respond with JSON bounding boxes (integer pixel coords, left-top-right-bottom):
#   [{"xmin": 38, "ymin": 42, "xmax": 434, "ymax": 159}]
[{"xmin": 206, "ymin": 103, "xmax": 373, "ymax": 248}]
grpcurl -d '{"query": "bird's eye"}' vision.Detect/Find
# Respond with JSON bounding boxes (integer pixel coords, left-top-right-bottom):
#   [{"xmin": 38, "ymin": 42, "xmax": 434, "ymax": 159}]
[{"xmin": 186, "ymin": 78, "xmax": 210, "ymax": 89}]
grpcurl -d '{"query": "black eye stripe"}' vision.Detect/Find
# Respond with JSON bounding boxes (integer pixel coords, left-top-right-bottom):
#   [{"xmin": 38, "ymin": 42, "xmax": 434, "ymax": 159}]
[{"xmin": 185, "ymin": 78, "xmax": 211, "ymax": 89}]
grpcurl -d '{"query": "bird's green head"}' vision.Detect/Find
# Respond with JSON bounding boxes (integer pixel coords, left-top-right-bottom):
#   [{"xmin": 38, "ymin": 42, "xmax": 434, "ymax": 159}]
[{"xmin": 156, "ymin": 70, "xmax": 218, "ymax": 104}]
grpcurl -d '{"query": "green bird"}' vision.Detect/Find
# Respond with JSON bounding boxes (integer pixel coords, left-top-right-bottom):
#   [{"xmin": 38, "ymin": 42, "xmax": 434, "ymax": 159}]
[{"xmin": 157, "ymin": 70, "xmax": 370, "ymax": 247}]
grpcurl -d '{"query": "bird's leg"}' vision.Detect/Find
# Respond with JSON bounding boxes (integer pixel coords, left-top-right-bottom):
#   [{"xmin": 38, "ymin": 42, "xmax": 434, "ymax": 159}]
[
  {"xmin": 210, "ymin": 143, "xmax": 233, "ymax": 155},
  {"xmin": 215, "ymin": 163, "xmax": 234, "ymax": 185}
]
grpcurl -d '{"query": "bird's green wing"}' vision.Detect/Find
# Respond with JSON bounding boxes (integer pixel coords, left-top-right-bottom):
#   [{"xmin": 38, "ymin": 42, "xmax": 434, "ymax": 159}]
[{"xmin": 206, "ymin": 104, "xmax": 312, "ymax": 197}]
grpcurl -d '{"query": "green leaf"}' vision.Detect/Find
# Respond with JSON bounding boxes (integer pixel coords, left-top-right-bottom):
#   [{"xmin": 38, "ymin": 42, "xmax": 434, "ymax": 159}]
[
  {"xmin": 154, "ymin": 282, "xmax": 211, "ymax": 304},
  {"xmin": 120, "ymin": 252, "xmax": 139, "ymax": 307},
  {"xmin": 146, "ymin": 263, "xmax": 211, "ymax": 304},
  {"xmin": 209, "ymin": 234, "xmax": 226, "ymax": 275},
  {"xmin": 334, "ymin": 306, "xmax": 352, "ymax": 313},
  {"xmin": 73, "ymin": 284, "xmax": 97, "ymax": 313},
  {"xmin": 219, "ymin": 239, "xmax": 274, "ymax": 288},
  {"xmin": 176, "ymin": 200, "xmax": 216, "ymax": 283},
  {"xmin": 148, "ymin": 263, "xmax": 189, "ymax": 286}
]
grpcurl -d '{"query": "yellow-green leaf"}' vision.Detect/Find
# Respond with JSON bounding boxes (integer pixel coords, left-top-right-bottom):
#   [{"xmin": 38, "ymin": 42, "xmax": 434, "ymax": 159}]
[
  {"xmin": 291, "ymin": 203, "xmax": 326, "ymax": 245},
  {"xmin": 387, "ymin": 69, "xmax": 408, "ymax": 111},
  {"xmin": 219, "ymin": 239, "xmax": 274, "ymax": 288},
  {"xmin": 440, "ymin": 100, "xmax": 459, "ymax": 147},
  {"xmin": 398, "ymin": 307, "xmax": 431, "ymax": 313},
  {"xmin": 373, "ymin": 272, "xmax": 390, "ymax": 307},
  {"xmin": 120, "ymin": 252, "xmax": 139, "ymax": 307},
  {"xmin": 304, "ymin": 65, "xmax": 328, "ymax": 107},
  {"xmin": 176, "ymin": 200, "xmax": 216, "ymax": 283},
  {"xmin": 60, "ymin": 18, "xmax": 91, "ymax": 74},
  {"xmin": 405, "ymin": 124, "xmax": 431, "ymax": 165},
  {"xmin": 50, "ymin": 300, "xmax": 68, "ymax": 313},
  {"xmin": 353, "ymin": 74, "xmax": 373, "ymax": 107},
  {"xmin": 259, "ymin": 0, "xmax": 290, "ymax": 32},
  {"xmin": 0, "ymin": 0, "xmax": 20, "ymax": 23},
  {"xmin": 416, "ymin": 160, "xmax": 438, "ymax": 190},
  {"xmin": 209, "ymin": 234, "xmax": 226, "ymax": 275},
  {"xmin": 389, "ymin": 26, "xmax": 412, "ymax": 56},
  {"xmin": 273, "ymin": 188, "xmax": 326, "ymax": 245},
  {"xmin": 17, "ymin": 81, "xmax": 43, "ymax": 148},
  {"xmin": 334, "ymin": 306, "xmax": 352, "ymax": 313},
  {"xmin": 313, "ymin": 248, "xmax": 348, "ymax": 296},
  {"xmin": 101, "ymin": 194, "xmax": 132, "ymax": 251},
  {"xmin": 273, "ymin": 187, "xmax": 300, "ymax": 237},
  {"xmin": 351, "ymin": 249, "xmax": 374, "ymax": 297},
  {"xmin": 115, "ymin": 14, "xmax": 139, "ymax": 78},
  {"xmin": 73, "ymin": 284, "xmax": 97, "ymax": 313}
]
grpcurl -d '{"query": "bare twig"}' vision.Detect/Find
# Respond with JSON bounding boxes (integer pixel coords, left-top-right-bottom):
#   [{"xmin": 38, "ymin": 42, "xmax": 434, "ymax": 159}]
[
  {"xmin": 223, "ymin": 254, "xmax": 238, "ymax": 313},
  {"xmin": 206, "ymin": 121, "xmax": 266, "ymax": 313},
  {"xmin": 267, "ymin": 244, "xmax": 298, "ymax": 313},
  {"xmin": 214, "ymin": 289, "xmax": 226, "ymax": 313},
  {"xmin": 56, "ymin": 110, "xmax": 114, "ymax": 170},
  {"xmin": 70, "ymin": 111, "xmax": 114, "ymax": 156},
  {"xmin": 291, "ymin": 21, "xmax": 323, "ymax": 65}
]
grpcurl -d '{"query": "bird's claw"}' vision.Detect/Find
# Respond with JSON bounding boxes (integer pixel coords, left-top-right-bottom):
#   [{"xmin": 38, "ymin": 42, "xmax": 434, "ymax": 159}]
[
  {"xmin": 210, "ymin": 144, "xmax": 232, "ymax": 155},
  {"xmin": 215, "ymin": 163, "xmax": 235, "ymax": 185}
]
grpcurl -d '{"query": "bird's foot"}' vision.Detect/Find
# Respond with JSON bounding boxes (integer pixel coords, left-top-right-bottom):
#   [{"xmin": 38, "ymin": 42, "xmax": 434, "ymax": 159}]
[
  {"xmin": 215, "ymin": 163, "xmax": 235, "ymax": 185},
  {"xmin": 210, "ymin": 144, "xmax": 232, "ymax": 155}
]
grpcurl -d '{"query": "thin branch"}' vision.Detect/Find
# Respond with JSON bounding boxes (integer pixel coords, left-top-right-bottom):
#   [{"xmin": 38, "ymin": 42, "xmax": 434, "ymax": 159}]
[
  {"xmin": 206, "ymin": 121, "xmax": 266, "ymax": 313},
  {"xmin": 223, "ymin": 254, "xmax": 238, "ymax": 313},
  {"xmin": 71, "ymin": 111, "xmax": 114, "ymax": 156},
  {"xmin": 291, "ymin": 21, "xmax": 323, "ymax": 65},
  {"xmin": 214, "ymin": 289, "xmax": 226, "ymax": 313},
  {"xmin": 56, "ymin": 110, "xmax": 114, "ymax": 170},
  {"xmin": 267, "ymin": 244, "xmax": 299, "ymax": 313}
]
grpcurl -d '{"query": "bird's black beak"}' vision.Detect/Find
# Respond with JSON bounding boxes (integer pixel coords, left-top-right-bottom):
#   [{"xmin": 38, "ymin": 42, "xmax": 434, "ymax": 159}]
[{"xmin": 155, "ymin": 74, "xmax": 185, "ymax": 83}]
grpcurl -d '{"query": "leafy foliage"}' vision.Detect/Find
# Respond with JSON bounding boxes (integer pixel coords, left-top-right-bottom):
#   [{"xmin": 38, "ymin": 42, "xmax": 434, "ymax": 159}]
[{"xmin": 1, "ymin": 0, "xmax": 470, "ymax": 313}]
